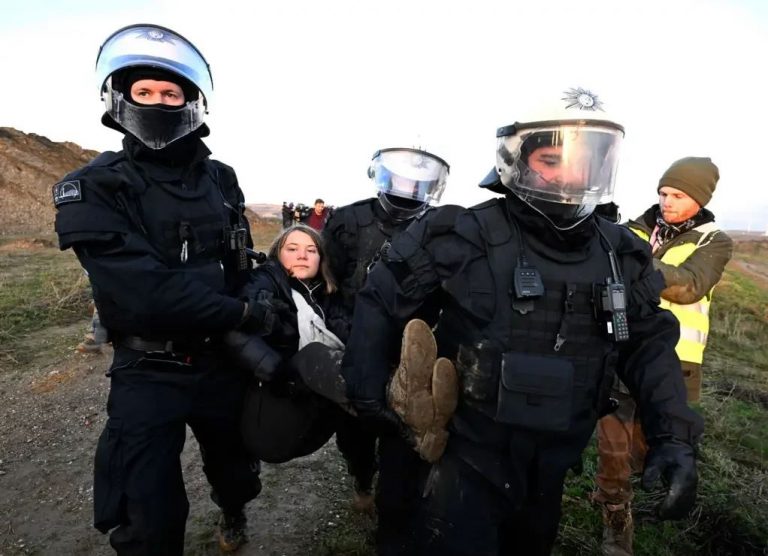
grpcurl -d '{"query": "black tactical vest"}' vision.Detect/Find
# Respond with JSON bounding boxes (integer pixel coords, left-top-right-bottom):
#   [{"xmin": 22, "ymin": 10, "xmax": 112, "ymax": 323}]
[
  {"xmin": 338, "ymin": 199, "xmax": 407, "ymax": 311},
  {"xmin": 434, "ymin": 201, "xmax": 621, "ymax": 432},
  {"xmin": 93, "ymin": 152, "xmax": 248, "ymax": 294}
]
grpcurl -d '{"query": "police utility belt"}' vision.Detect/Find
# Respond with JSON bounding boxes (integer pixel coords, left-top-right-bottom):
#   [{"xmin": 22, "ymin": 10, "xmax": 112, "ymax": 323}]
[{"xmin": 115, "ymin": 335, "xmax": 220, "ymax": 358}]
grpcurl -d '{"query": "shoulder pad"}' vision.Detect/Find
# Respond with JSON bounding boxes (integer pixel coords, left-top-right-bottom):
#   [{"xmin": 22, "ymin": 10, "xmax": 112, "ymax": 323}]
[
  {"xmin": 422, "ymin": 204, "xmax": 463, "ymax": 236},
  {"xmin": 470, "ymin": 198, "xmax": 502, "ymax": 211},
  {"xmin": 52, "ymin": 159, "xmax": 123, "ymax": 208},
  {"xmin": 470, "ymin": 198, "xmax": 511, "ymax": 246},
  {"xmin": 207, "ymin": 159, "xmax": 243, "ymax": 204},
  {"xmin": 88, "ymin": 150, "xmax": 124, "ymax": 168},
  {"xmin": 207, "ymin": 159, "xmax": 238, "ymax": 184},
  {"xmin": 598, "ymin": 219, "xmax": 651, "ymax": 261},
  {"xmin": 60, "ymin": 151, "xmax": 141, "ymax": 196},
  {"xmin": 352, "ymin": 200, "xmax": 375, "ymax": 228},
  {"xmin": 349, "ymin": 197, "xmax": 377, "ymax": 208},
  {"xmin": 53, "ymin": 172, "xmax": 132, "ymax": 244}
]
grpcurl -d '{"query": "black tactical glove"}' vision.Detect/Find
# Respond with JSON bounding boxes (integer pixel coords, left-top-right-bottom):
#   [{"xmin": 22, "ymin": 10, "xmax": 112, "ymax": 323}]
[
  {"xmin": 352, "ymin": 398, "xmax": 415, "ymax": 446},
  {"xmin": 641, "ymin": 438, "xmax": 698, "ymax": 520},
  {"xmin": 240, "ymin": 289, "xmax": 291, "ymax": 336},
  {"xmin": 222, "ymin": 330, "xmax": 283, "ymax": 382}
]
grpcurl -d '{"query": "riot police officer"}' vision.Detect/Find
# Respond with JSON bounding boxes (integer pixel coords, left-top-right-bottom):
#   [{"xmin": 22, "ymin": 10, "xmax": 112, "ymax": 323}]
[
  {"xmin": 342, "ymin": 87, "xmax": 703, "ymax": 555},
  {"xmin": 323, "ymin": 145, "xmax": 449, "ymax": 550},
  {"xmin": 53, "ymin": 24, "xmax": 261, "ymax": 555}
]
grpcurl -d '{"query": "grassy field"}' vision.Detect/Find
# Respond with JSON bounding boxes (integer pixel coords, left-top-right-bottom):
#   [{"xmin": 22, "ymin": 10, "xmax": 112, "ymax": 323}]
[
  {"xmin": 557, "ymin": 239, "xmax": 768, "ymax": 556},
  {"xmin": 0, "ymin": 229, "xmax": 766, "ymax": 555},
  {"xmin": 0, "ymin": 219, "xmax": 283, "ymax": 371}
]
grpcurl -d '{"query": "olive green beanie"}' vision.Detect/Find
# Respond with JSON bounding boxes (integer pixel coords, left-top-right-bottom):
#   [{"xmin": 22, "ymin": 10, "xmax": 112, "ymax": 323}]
[{"xmin": 657, "ymin": 157, "xmax": 719, "ymax": 208}]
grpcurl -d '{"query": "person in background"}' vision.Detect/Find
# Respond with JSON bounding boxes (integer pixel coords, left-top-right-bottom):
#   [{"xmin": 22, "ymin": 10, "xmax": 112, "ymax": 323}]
[
  {"xmin": 76, "ymin": 298, "xmax": 109, "ymax": 354},
  {"xmin": 302, "ymin": 198, "xmax": 331, "ymax": 231},
  {"xmin": 323, "ymin": 144, "xmax": 451, "ymax": 552},
  {"xmin": 342, "ymin": 87, "xmax": 703, "ymax": 555},
  {"xmin": 281, "ymin": 201, "xmax": 295, "ymax": 228},
  {"xmin": 52, "ymin": 24, "xmax": 262, "ymax": 555},
  {"xmin": 594, "ymin": 156, "xmax": 732, "ymax": 556}
]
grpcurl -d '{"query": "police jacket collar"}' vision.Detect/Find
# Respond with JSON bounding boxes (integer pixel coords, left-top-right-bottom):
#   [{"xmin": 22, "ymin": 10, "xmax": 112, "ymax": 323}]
[
  {"xmin": 504, "ymin": 194, "xmax": 598, "ymax": 262},
  {"xmin": 122, "ymin": 133, "xmax": 212, "ymax": 183}
]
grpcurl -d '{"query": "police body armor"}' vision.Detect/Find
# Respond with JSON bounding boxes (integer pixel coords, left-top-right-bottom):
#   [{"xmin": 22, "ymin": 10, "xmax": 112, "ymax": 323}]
[
  {"xmin": 60, "ymin": 151, "xmax": 250, "ymax": 337},
  {"xmin": 336, "ymin": 198, "xmax": 406, "ymax": 312},
  {"xmin": 434, "ymin": 200, "xmax": 623, "ymax": 433}
]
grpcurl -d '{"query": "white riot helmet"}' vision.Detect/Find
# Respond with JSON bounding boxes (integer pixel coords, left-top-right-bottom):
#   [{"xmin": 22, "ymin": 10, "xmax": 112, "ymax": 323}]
[
  {"xmin": 369, "ymin": 147, "xmax": 450, "ymax": 221},
  {"xmin": 95, "ymin": 24, "xmax": 213, "ymax": 149},
  {"xmin": 495, "ymin": 87, "xmax": 624, "ymax": 230}
]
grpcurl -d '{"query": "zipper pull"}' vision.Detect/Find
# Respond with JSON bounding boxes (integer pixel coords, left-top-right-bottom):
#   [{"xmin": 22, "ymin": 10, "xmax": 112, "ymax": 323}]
[{"xmin": 179, "ymin": 221, "xmax": 192, "ymax": 263}]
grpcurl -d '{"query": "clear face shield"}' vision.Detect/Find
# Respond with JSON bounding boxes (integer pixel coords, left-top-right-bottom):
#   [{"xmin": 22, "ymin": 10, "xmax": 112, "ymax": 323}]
[
  {"xmin": 497, "ymin": 123, "xmax": 623, "ymax": 229},
  {"xmin": 370, "ymin": 148, "xmax": 449, "ymax": 204}
]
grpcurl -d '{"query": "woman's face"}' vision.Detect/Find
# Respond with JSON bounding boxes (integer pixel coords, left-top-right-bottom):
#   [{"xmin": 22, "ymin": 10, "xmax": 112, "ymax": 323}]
[{"xmin": 278, "ymin": 230, "xmax": 320, "ymax": 280}]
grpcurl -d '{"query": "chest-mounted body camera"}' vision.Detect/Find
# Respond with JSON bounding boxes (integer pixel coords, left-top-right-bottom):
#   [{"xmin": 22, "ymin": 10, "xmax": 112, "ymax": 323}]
[{"xmin": 509, "ymin": 217, "xmax": 544, "ymax": 314}]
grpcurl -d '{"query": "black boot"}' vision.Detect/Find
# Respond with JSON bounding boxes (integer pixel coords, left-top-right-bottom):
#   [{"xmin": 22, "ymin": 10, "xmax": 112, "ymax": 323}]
[{"xmin": 217, "ymin": 509, "xmax": 247, "ymax": 553}]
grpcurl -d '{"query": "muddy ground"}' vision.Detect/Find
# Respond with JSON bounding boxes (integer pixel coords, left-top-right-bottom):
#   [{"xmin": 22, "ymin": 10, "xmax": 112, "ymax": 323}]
[{"xmin": 0, "ymin": 322, "xmax": 374, "ymax": 556}]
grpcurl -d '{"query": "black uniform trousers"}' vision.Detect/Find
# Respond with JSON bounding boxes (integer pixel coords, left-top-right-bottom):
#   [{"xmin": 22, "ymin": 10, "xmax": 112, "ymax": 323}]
[
  {"xmin": 416, "ymin": 407, "xmax": 595, "ymax": 556},
  {"xmin": 335, "ymin": 413, "xmax": 378, "ymax": 491},
  {"xmin": 376, "ymin": 432, "xmax": 430, "ymax": 555},
  {"xmin": 94, "ymin": 347, "xmax": 261, "ymax": 556},
  {"xmin": 335, "ymin": 418, "xmax": 427, "ymax": 555}
]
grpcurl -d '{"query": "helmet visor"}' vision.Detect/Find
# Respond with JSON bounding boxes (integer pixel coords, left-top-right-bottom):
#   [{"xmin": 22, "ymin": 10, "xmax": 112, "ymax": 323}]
[
  {"xmin": 371, "ymin": 148, "xmax": 449, "ymax": 203},
  {"xmin": 499, "ymin": 125, "xmax": 622, "ymax": 206}
]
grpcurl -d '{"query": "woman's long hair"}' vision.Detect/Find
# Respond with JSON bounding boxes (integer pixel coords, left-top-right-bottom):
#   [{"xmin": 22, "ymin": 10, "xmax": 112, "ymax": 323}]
[{"xmin": 267, "ymin": 224, "xmax": 337, "ymax": 294}]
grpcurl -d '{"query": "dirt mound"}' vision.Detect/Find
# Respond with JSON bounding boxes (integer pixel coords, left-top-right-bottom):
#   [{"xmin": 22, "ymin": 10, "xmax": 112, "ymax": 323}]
[{"xmin": 0, "ymin": 127, "xmax": 99, "ymax": 236}]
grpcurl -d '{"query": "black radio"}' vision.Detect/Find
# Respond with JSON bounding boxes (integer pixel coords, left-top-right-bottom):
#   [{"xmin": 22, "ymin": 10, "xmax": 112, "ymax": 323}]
[
  {"xmin": 594, "ymin": 279, "xmax": 629, "ymax": 342},
  {"xmin": 225, "ymin": 226, "xmax": 249, "ymax": 272}
]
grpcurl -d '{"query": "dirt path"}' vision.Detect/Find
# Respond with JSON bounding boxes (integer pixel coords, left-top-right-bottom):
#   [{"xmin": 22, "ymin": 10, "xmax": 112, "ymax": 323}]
[{"xmin": 0, "ymin": 322, "xmax": 374, "ymax": 556}]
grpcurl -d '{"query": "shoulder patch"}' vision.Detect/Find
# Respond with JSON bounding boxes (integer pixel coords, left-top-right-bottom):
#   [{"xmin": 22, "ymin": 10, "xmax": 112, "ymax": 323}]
[{"xmin": 52, "ymin": 180, "xmax": 83, "ymax": 207}]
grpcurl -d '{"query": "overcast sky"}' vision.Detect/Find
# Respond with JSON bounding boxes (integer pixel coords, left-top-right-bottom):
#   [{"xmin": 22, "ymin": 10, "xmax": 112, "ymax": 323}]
[{"xmin": 2, "ymin": 0, "xmax": 767, "ymax": 230}]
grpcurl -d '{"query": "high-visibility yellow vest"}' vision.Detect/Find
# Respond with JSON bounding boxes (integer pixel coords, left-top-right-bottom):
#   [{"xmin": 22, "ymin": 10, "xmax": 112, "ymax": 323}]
[{"xmin": 631, "ymin": 223, "xmax": 720, "ymax": 364}]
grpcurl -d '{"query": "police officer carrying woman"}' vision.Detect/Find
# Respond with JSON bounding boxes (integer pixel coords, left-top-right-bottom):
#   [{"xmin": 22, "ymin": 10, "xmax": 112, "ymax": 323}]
[
  {"xmin": 53, "ymin": 24, "xmax": 263, "ymax": 555},
  {"xmin": 342, "ymin": 86, "xmax": 704, "ymax": 555}
]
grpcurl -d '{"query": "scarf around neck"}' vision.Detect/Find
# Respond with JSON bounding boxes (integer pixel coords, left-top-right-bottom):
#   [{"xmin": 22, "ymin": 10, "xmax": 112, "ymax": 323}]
[{"xmin": 654, "ymin": 208, "xmax": 710, "ymax": 246}]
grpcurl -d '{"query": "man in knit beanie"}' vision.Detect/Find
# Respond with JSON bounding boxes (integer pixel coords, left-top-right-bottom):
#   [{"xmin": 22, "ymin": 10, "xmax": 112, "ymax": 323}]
[
  {"xmin": 657, "ymin": 156, "xmax": 719, "ymax": 211},
  {"xmin": 592, "ymin": 156, "xmax": 733, "ymax": 556}
]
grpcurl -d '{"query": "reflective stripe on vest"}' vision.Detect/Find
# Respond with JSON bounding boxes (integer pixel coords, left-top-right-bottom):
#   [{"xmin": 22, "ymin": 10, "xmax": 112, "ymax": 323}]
[{"xmin": 632, "ymin": 223, "xmax": 718, "ymax": 364}]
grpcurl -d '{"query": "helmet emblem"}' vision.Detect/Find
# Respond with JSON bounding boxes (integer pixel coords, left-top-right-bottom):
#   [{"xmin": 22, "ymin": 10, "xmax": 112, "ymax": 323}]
[
  {"xmin": 562, "ymin": 87, "xmax": 604, "ymax": 112},
  {"xmin": 136, "ymin": 29, "xmax": 175, "ymax": 44},
  {"xmin": 412, "ymin": 152, "xmax": 429, "ymax": 169}
]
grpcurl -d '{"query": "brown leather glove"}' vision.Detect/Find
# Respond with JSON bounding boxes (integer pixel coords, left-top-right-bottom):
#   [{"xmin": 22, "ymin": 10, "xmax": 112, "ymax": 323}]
[{"xmin": 387, "ymin": 319, "xmax": 458, "ymax": 463}]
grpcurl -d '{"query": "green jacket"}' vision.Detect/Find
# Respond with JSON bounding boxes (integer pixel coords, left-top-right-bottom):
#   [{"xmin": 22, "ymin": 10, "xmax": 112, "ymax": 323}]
[{"xmin": 626, "ymin": 205, "xmax": 733, "ymax": 363}]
